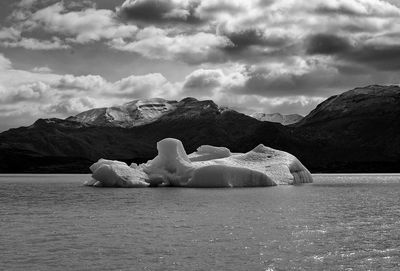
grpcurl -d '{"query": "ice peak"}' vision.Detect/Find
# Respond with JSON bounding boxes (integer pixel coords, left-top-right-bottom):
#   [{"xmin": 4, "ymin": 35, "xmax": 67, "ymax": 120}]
[
  {"xmin": 67, "ymin": 97, "xmax": 228, "ymax": 128},
  {"xmin": 68, "ymin": 98, "xmax": 178, "ymax": 128}
]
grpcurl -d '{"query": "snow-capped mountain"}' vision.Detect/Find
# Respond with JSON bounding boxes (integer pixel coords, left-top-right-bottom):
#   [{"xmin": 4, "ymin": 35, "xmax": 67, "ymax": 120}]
[
  {"xmin": 250, "ymin": 112, "xmax": 303, "ymax": 125},
  {"xmin": 67, "ymin": 98, "xmax": 178, "ymax": 127},
  {"xmin": 66, "ymin": 97, "xmax": 230, "ymax": 128}
]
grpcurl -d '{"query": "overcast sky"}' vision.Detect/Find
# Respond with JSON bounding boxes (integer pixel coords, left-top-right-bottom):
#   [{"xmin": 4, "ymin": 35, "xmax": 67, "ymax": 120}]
[{"xmin": 1, "ymin": 0, "xmax": 400, "ymax": 131}]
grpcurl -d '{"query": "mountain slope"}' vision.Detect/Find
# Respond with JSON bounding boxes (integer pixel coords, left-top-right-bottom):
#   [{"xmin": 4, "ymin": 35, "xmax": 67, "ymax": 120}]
[
  {"xmin": 297, "ymin": 85, "xmax": 400, "ymax": 127},
  {"xmin": 0, "ymin": 86, "xmax": 399, "ymax": 173},
  {"xmin": 250, "ymin": 112, "xmax": 303, "ymax": 125},
  {"xmin": 0, "ymin": 98, "xmax": 287, "ymax": 172},
  {"xmin": 67, "ymin": 98, "xmax": 178, "ymax": 127},
  {"xmin": 293, "ymin": 85, "xmax": 400, "ymax": 172}
]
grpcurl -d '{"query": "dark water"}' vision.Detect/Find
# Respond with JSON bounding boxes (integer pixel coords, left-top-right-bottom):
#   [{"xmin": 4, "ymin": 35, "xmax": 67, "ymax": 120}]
[{"xmin": 0, "ymin": 174, "xmax": 399, "ymax": 271}]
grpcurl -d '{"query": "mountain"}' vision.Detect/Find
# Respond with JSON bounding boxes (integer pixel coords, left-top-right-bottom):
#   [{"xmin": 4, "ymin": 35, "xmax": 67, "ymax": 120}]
[
  {"xmin": 67, "ymin": 98, "xmax": 178, "ymax": 128},
  {"xmin": 0, "ymin": 97, "xmax": 282, "ymax": 173},
  {"xmin": 250, "ymin": 112, "xmax": 303, "ymax": 125},
  {"xmin": 0, "ymin": 85, "xmax": 399, "ymax": 173},
  {"xmin": 293, "ymin": 85, "xmax": 400, "ymax": 172},
  {"xmin": 297, "ymin": 85, "xmax": 400, "ymax": 126}
]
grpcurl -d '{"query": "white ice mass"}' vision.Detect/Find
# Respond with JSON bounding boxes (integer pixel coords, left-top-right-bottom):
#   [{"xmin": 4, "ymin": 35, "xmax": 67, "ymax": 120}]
[
  {"xmin": 69, "ymin": 98, "xmax": 177, "ymax": 127},
  {"xmin": 85, "ymin": 138, "xmax": 313, "ymax": 188}
]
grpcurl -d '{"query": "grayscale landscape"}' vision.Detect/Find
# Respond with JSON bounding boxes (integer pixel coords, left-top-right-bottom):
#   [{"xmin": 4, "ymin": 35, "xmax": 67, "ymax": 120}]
[{"xmin": 0, "ymin": 0, "xmax": 399, "ymax": 270}]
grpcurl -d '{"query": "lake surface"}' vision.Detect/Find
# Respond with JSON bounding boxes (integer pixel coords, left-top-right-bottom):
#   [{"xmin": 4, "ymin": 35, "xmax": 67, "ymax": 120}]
[{"xmin": 0, "ymin": 174, "xmax": 399, "ymax": 271}]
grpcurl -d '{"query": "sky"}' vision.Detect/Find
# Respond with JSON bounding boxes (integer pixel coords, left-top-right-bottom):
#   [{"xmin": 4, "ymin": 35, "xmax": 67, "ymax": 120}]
[{"xmin": 1, "ymin": 0, "xmax": 400, "ymax": 131}]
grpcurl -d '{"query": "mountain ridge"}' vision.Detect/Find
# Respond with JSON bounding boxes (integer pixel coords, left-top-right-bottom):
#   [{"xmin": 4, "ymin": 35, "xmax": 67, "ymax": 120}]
[
  {"xmin": 250, "ymin": 112, "xmax": 303, "ymax": 125},
  {"xmin": 1, "ymin": 84, "xmax": 399, "ymax": 173},
  {"xmin": 67, "ymin": 98, "xmax": 178, "ymax": 128},
  {"xmin": 297, "ymin": 84, "xmax": 400, "ymax": 126}
]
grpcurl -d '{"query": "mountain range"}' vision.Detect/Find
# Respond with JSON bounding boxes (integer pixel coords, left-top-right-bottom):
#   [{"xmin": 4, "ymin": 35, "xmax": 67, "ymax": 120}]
[
  {"xmin": 250, "ymin": 112, "xmax": 303, "ymax": 125},
  {"xmin": 0, "ymin": 85, "xmax": 399, "ymax": 173}
]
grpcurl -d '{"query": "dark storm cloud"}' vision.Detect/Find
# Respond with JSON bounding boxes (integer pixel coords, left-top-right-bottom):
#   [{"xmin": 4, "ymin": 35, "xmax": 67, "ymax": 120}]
[
  {"xmin": 340, "ymin": 23, "xmax": 377, "ymax": 33},
  {"xmin": 243, "ymin": 70, "xmax": 323, "ymax": 97},
  {"xmin": 196, "ymin": 1, "xmax": 242, "ymax": 15},
  {"xmin": 334, "ymin": 63, "xmax": 369, "ymax": 75},
  {"xmin": 239, "ymin": 69, "xmax": 349, "ymax": 98},
  {"xmin": 306, "ymin": 34, "xmax": 352, "ymax": 55},
  {"xmin": 307, "ymin": 33, "xmax": 400, "ymax": 71},
  {"xmin": 315, "ymin": 5, "xmax": 363, "ymax": 16},
  {"xmin": 313, "ymin": 0, "xmax": 400, "ymax": 17},
  {"xmin": 183, "ymin": 70, "xmax": 222, "ymax": 89},
  {"xmin": 224, "ymin": 29, "xmax": 288, "ymax": 50},
  {"xmin": 182, "ymin": 69, "xmax": 223, "ymax": 95},
  {"xmin": 344, "ymin": 44, "xmax": 400, "ymax": 71},
  {"xmin": 231, "ymin": 58, "xmax": 352, "ymax": 97},
  {"xmin": 118, "ymin": 0, "xmax": 202, "ymax": 24}
]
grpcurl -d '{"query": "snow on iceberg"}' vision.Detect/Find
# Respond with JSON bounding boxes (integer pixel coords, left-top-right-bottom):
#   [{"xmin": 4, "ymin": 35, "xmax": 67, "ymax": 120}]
[
  {"xmin": 189, "ymin": 145, "xmax": 231, "ymax": 162},
  {"xmin": 85, "ymin": 138, "xmax": 313, "ymax": 188},
  {"xmin": 85, "ymin": 159, "xmax": 149, "ymax": 187}
]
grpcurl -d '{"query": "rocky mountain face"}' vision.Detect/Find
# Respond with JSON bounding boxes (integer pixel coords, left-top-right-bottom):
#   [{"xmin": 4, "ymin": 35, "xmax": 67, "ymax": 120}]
[
  {"xmin": 67, "ymin": 98, "xmax": 178, "ymax": 128},
  {"xmin": 250, "ymin": 112, "xmax": 303, "ymax": 125},
  {"xmin": 0, "ymin": 85, "xmax": 399, "ymax": 173},
  {"xmin": 291, "ymin": 85, "xmax": 400, "ymax": 172},
  {"xmin": 0, "ymin": 98, "xmax": 269, "ymax": 172},
  {"xmin": 297, "ymin": 85, "xmax": 400, "ymax": 126}
]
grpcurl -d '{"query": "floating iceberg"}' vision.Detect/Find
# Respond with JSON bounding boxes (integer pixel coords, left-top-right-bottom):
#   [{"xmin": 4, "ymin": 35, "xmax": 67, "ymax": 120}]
[
  {"xmin": 85, "ymin": 138, "xmax": 313, "ymax": 188},
  {"xmin": 85, "ymin": 159, "xmax": 149, "ymax": 187}
]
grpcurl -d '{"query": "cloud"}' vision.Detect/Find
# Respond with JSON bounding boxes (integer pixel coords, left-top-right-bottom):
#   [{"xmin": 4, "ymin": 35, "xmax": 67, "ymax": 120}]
[
  {"xmin": 112, "ymin": 73, "xmax": 177, "ymax": 98},
  {"xmin": 56, "ymin": 75, "xmax": 108, "ymax": 91},
  {"xmin": 118, "ymin": 0, "xmax": 201, "ymax": 24},
  {"xmin": 1, "ymin": 37, "xmax": 70, "ymax": 50},
  {"xmin": 43, "ymin": 97, "xmax": 97, "ymax": 115},
  {"xmin": 17, "ymin": 0, "xmax": 37, "ymax": 9},
  {"xmin": 1, "ymin": 1, "xmax": 138, "ymax": 50},
  {"xmin": 223, "ymin": 28, "xmax": 287, "ymax": 50},
  {"xmin": 7, "ymin": 81, "xmax": 50, "ymax": 102},
  {"xmin": 0, "ymin": 19, "xmax": 69, "ymax": 50},
  {"xmin": 4, "ymin": 0, "xmax": 400, "ymax": 69},
  {"xmin": 0, "ymin": 53, "xmax": 333, "ymax": 131},
  {"xmin": 195, "ymin": 0, "xmax": 246, "ymax": 17},
  {"xmin": 314, "ymin": 0, "xmax": 400, "ymax": 17},
  {"xmin": 340, "ymin": 44, "xmax": 400, "ymax": 71},
  {"xmin": 110, "ymin": 29, "xmax": 232, "ymax": 64},
  {"xmin": 0, "ymin": 54, "xmax": 12, "ymax": 70},
  {"xmin": 241, "ymin": 59, "xmax": 341, "ymax": 97},
  {"xmin": 306, "ymin": 33, "xmax": 352, "ymax": 55},
  {"xmin": 0, "ymin": 54, "xmax": 180, "ymax": 129},
  {"xmin": 179, "ymin": 58, "xmax": 344, "ymax": 98},
  {"xmin": 2, "ymin": 1, "xmax": 400, "ymax": 130},
  {"xmin": 0, "ymin": 27, "xmax": 21, "ymax": 40},
  {"xmin": 215, "ymin": 95, "xmax": 324, "ymax": 116},
  {"xmin": 30, "ymin": 2, "xmax": 138, "ymax": 43},
  {"xmin": 32, "ymin": 66, "xmax": 53, "ymax": 73},
  {"xmin": 180, "ymin": 56, "xmax": 394, "ymax": 101},
  {"xmin": 306, "ymin": 33, "xmax": 400, "ymax": 71},
  {"xmin": 181, "ymin": 67, "xmax": 248, "ymax": 97},
  {"xmin": 183, "ymin": 69, "xmax": 223, "ymax": 89}
]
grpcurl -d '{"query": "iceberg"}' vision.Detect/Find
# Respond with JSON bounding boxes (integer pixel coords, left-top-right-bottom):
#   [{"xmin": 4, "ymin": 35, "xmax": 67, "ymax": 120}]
[
  {"xmin": 84, "ymin": 159, "xmax": 149, "ymax": 187},
  {"xmin": 85, "ymin": 138, "xmax": 313, "ymax": 188}
]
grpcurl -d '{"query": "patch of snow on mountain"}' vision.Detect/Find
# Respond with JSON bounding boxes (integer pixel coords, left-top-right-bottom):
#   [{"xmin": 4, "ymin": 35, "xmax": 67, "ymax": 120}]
[
  {"xmin": 250, "ymin": 112, "xmax": 303, "ymax": 125},
  {"xmin": 69, "ymin": 98, "xmax": 177, "ymax": 127}
]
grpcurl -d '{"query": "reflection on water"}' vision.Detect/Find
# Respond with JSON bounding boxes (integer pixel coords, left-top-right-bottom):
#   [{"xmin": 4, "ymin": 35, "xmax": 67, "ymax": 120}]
[{"xmin": 0, "ymin": 174, "xmax": 399, "ymax": 270}]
